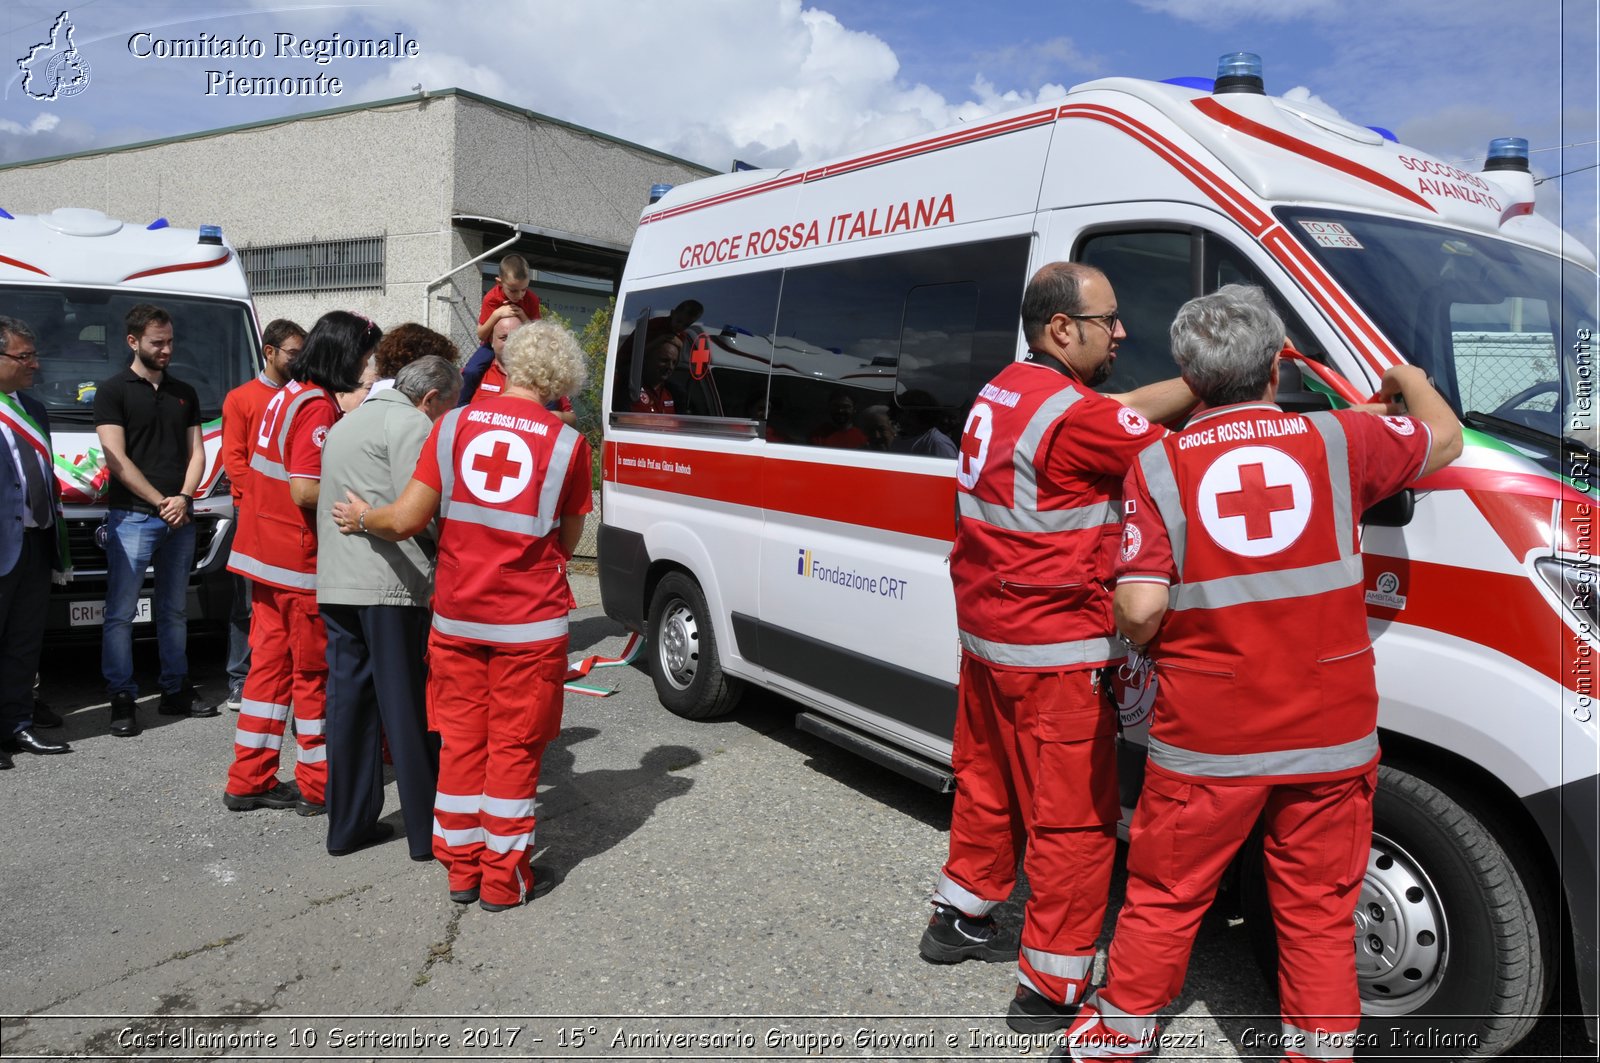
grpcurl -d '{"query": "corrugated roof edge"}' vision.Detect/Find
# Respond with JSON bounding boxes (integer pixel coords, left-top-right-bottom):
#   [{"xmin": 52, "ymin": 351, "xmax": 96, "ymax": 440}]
[{"xmin": 0, "ymin": 87, "xmax": 719, "ymax": 177}]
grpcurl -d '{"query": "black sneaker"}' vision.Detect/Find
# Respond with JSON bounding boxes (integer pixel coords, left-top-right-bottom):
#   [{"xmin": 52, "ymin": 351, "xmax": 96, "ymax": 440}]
[
  {"xmin": 109, "ymin": 692, "xmax": 141, "ymax": 738},
  {"xmin": 1006, "ymin": 984, "xmax": 1079, "ymax": 1034},
  {"xmin": 224, "ymin": 779, "xmax": 301, "ymax": 811},
  {"xmin": 295, "ymin": 797, "xmax": 327, "ymax": 817},
  {"xmin": 160, "ymin": 684, "xmax": 219, "ymax": 718},
  {"xmin": 918, "ymin": 903, "xmax": 1019, "ymax": 964},
  {"xmin": 449, "ymin": 887, "xmax": 480, "ymax": 904}
]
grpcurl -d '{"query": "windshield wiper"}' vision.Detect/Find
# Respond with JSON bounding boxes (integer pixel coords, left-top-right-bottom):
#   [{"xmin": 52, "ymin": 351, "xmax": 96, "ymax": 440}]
[{"xmin": 1463, "ymin": 410, "xmax": 1560, "ymax": 450}]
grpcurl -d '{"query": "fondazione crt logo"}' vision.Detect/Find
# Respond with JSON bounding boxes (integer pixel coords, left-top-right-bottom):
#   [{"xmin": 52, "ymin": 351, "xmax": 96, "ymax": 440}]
[{"xmin": 17, "ymin": 10, "xmax": 91, "ymax": 101}]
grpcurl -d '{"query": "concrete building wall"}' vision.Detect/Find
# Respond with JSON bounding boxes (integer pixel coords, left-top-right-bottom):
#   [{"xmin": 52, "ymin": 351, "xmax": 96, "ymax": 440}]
[{"xmin": 0, "ymin": 90, "xmax": 714, "ymax": 360}]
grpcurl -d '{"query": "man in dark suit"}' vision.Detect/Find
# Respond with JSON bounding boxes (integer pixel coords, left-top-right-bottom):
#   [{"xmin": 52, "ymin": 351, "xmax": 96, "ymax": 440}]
[{"xmin": 0, "ymin": 316, "xmax": 71, "ymax": 768}]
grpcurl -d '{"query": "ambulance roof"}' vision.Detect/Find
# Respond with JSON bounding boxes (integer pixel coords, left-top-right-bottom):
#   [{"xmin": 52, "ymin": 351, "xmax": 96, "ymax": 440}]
[
  {"xmin": 643, "ymin": 73, "xmax": 1594, "ymax": 271},
  {"xmin": 0, "ymin": 208, "xmax": 250, "ymax": 298}
]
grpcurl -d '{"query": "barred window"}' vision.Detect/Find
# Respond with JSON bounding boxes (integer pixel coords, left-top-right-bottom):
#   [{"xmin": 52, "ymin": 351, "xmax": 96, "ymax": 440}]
[{"xmin": 240, "ymin": 236, "xmax": 385, "ymax": 294}]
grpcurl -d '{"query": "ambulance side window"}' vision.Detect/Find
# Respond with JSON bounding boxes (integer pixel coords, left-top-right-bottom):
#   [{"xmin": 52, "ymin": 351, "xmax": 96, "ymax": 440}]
[
  {"xmin": 1078, "ymin": 229, "xmax": 1321, "ymax": 396},
  {"xmin": 612, "ymin": 273, "xmax": 780, "ymax": 420},
  {"xmin": 769, "ymin": 235, "xmax": 1029, "ymax": 453}
]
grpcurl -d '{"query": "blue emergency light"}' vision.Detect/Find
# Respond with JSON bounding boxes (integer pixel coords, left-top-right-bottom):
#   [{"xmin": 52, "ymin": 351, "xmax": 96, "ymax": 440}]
[
  {"xmin": 649, "ymin": 183, "xmax": 673, "ymax": 204},
  {"xmin": 198, "ymin": 223, "xmax": 223, "ymax": 245},
  {"xmin": 147, "ymin": 217, "xmax": 169, "ymax": 230},
  {"xmin": 1214, "ymin": 52, "xmax": 1264, "ymax": 95},
  {"xmin": 0, "ymin": 208, "xmax": 12, "ymax": 220},
  {"xmin": 1484, "ymin": 137, "xmax": 1530, "ymax": 173}
]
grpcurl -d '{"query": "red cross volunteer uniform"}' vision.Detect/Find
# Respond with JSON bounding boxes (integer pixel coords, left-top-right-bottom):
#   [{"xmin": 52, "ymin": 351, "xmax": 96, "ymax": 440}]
[
  {"xmin": 938, "ymin": 353, "xmax": 1164, "ymax": 1007},
  {"xmin": 225, "ymin": 380, "xmax": 337, "ymax": 806},
  {"xmin": 413, "ymin": 395, "xmax": 591, "ymax": 908},
  {"xmin": 1066, "ymin": 403, "xmax": 1431, "ymax": 1062}
]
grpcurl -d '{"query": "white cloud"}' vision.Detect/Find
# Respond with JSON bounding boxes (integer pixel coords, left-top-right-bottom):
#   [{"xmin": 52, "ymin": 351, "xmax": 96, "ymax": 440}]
[
  {"xmin": 0, "ymin": 113, "xmax": 61, "ymax": 136},
  {"xmin": 1132, "ymin": 0, "xmax": 1341, "ymax": 24}
]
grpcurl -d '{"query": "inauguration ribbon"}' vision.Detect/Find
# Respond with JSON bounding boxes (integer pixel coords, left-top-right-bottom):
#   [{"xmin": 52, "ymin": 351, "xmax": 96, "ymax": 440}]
[{"xmin": 564, "ymin": 632, "xmax": 643, "ymax": 697}]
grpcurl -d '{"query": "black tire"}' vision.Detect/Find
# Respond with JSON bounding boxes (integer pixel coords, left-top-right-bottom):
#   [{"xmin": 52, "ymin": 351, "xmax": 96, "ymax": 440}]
[
  {"xmin": 646, "ymin": 571, "xmax": 743, "ymax": 720},
  {"xmin": 1242, "ymin": 763, "xmax": 1549, "ymax": 1059}
]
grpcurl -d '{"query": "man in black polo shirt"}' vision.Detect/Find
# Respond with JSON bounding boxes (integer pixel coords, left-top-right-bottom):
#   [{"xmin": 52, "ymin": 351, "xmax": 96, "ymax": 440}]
[{"xmin": 94, "ymin": 303, "xmax": 217, "ymax": 737}]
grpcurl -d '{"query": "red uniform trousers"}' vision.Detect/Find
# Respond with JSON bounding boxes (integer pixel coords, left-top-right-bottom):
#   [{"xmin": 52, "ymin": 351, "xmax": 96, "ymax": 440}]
[
  {"xmin": 937, "ymin": 657, "xmax": 1119, "ymax": 1005},
  {"xmin": 1071, "ymin": 767, "xmax": 1376, "ymax": 1062},
  {"xmin": 428, "ymin": 632, "xmax": 566, "ymax": 907},
  {"xmin": 226, "ymin": 583, "xmax": 328, "ymax": 803}
]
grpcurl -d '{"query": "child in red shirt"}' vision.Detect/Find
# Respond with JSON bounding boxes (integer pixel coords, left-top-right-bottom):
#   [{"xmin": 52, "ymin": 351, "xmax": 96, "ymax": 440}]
[{"xmin": 476, "ymin": 253, "xmax": 542, "ymax": 344}]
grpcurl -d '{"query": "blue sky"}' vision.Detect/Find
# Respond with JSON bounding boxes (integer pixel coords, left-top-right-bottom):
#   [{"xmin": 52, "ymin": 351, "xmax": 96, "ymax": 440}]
[{"xmin": 1, "ymin": 0, "xmax": 1595, "ymax": 250}]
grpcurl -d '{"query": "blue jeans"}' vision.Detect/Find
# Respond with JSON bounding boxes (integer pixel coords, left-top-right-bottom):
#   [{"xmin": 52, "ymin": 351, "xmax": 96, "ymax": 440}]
[{"xmin": 102, "ymin": 509, "xmax": 196, "ymax": 697}]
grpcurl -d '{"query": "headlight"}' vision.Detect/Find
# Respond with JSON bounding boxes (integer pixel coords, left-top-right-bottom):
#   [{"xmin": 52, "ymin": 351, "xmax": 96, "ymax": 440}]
[{"xmin": 1535, "ymin": 557, "xmax": 1599, "ymax": 631}]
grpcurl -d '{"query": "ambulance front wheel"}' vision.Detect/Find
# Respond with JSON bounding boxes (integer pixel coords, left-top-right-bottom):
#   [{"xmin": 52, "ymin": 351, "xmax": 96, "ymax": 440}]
[
  {"xmin": 648, "ymin": 571, "xmax": 744, "ymax": 720},
  {"xmin": 1241, "ymin": 763, "xmax": 1552, "ymax": 1058}
]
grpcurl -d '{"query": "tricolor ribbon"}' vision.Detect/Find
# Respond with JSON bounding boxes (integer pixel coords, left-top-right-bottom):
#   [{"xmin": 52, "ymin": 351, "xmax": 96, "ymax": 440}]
[
  {"xmin": 564, "ymin": 632, "xmax": 643, "ymax": 697},
  {"xmin": 0, "ymin": 391, "xmax": 72, "ymax": 580}
]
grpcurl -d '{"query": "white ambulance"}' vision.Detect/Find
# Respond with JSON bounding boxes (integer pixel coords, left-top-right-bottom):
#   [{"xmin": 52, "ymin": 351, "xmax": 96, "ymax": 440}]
[
  {"xmin": 600, "ymin": 55, "xmax": 1597, "ymax": 1057},
  {"xmin": 0, "ymin": 207, "xmax": 259, "ymax": 633}
]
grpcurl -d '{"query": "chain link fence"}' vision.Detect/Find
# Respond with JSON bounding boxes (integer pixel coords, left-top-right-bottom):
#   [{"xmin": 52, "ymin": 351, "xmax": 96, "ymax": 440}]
[{"xmin": 1451, "ymin": 331, "xmax": 1558, "ymax": 412}]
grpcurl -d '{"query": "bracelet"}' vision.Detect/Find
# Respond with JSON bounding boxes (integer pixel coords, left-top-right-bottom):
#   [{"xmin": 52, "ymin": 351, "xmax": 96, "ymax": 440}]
[{"xmin": 357, "ymin": 508, "xmax": 369, "ymax": 533}]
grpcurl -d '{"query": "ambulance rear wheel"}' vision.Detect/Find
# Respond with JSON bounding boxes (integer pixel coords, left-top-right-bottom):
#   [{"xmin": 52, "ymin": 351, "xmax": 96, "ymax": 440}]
[
  {"xmin": 648, "ymin": 572, "xmax": 743, "ymax": 720},
  {"xmin": 1241, "ymin": 764, "xmax": 1550, "ymax": 1058}
]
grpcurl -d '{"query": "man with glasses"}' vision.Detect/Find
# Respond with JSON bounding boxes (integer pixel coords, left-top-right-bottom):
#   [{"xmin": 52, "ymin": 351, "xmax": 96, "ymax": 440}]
[
  {"xmin": 922, "ymin": 262, "xmax": 1193, "ymax": 1034},
  {"xmin": 217, "ymin": 319, "xmax": 305, "ymax": 713},
  {"xmin": 0, "ymin": 316, "xmax": 72, "ymax": 768},
  {"xmin": 94, "ymin": 303, "xmax": 213, "ymax": 737}
]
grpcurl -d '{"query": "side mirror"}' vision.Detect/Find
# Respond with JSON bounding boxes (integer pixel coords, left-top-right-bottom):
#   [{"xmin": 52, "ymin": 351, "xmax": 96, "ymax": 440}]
[
  {"xmin": 1363, "ymin": 489, "xmax": 1415, "ymax": 527},
  {"xmin": 1276, "ymin": 357, "xmax": 1334, "ymax": 413}
]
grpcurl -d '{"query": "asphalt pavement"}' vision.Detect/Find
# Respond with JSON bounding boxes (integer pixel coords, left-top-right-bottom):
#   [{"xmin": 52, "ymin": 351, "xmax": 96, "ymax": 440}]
[{"xmin": 0, "ymin": 570, "xmax": 1588, "ymax": 1061}]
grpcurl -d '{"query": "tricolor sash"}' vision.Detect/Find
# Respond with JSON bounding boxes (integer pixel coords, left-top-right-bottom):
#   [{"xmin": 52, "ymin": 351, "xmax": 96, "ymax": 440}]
[{"xmin": 0, "ymin": 391, "xmax": 73, "ymax": 580}]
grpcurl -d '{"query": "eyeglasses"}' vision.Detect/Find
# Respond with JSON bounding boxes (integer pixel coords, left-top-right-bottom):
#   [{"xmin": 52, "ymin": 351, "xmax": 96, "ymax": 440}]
[
  {"xmin": 0, "ymin": 350, "xmax": 40, "ymax": 365},
  {"xmin": 1067, "ymin": 311, "xmax": 1120, "ymax": 333}
]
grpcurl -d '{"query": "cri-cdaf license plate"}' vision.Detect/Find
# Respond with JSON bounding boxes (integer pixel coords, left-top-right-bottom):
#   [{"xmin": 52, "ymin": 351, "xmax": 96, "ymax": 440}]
[{"xmin": 69, "ymin": 598, "xmax": 153, "ymax": 626}]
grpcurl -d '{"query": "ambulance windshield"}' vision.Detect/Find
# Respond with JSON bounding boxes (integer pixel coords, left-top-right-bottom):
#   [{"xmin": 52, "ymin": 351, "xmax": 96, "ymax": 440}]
[
  {"xmin": 1279, "ymin": 209, "xmax": 1598, "ymax": 454},
  {"xmin": 0, "ymin": 286, "xmax": 257, "ymax": 423}
]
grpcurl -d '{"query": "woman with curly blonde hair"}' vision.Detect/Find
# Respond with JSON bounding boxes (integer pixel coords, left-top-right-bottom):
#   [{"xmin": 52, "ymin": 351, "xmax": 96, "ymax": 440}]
[{"xmin": 330, "ymin": 320, "xmax": 591, "ymax": 911}]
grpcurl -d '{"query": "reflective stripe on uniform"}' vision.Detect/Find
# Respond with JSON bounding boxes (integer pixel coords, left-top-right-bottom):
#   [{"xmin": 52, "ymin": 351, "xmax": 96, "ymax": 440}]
[
  {"xmin": 482, "ymin": 795, "xmax": 536, "ymax": 819},
  {"xmin": 1020, "ymin": 947, "xmax": 1095, "ymax": 980},
  {"xmin": 1306, "ymin": 412, "xmax": 1354, "ymax": 555},
  {"xmin": 1069, "ymin": 996, "xmax": 1159, "ymax": 1058},
  {"xmin": 1139, "ymin": 441, "xmax": 1187, "ymax": 571},
  {"xmin": 959, "ymin": 631, "xmax": 1125, "ymax": 668},
  {"xmin": 442, "ymin": 500, "xmax": 554, "ymax": 537},
  {"xmin": 958, "ymin": 494, "xmax": 1120, "ymax": 534},
  {"xmin": 1147, "ymin": 730, "xmax": 1378, "ymax": 779},
  {"xmin": 233, "ymin": 729, "xmax": 283, "ymax": 750},
  {"xmin": 1283, "ymin": 1022, "xmax": 1360, "ymax": 1061},
  {"xmin": 932, "ymin": 873, "xmax": 997, "ymax": 917},
  {"xmin": 239, "ymin": 698, "xmax": 289, "ymax": 722},
  {"xmin": 1012, "ymin": 387, "xmax": 1083, "ymax": 511},
  {"xmin": 229, "ymin": 551, "xmax": 317, "ymax": 590},
  {"xmin": 293, "ymin": 717, "xmax": 325, "ymax": 736},
  {"xmin": 483, "ymin": 829, "xmax": 533, "ymax": 854},
  {"xmin": 1169, "ymin": 554, "xmax": 1364, "ymax": 611},
  {"xmin": 434, "ymin": 791, "xmax": 481, "ymax": 814},
  {"xmin": 432, "ymin": 818, "xmax": 484, "ymax": 847},
  {"xmin": 248, "ymin": 452, "xmax": 289, "ymax": 481},
  {"xmin": 434, "ymin": 408, "xmax": 466, "ymax": 521},
  {"xmin": 432, "ymin": 612, "xmax": 568, "ymax": 644},
  {"xmin": 295, "ymin": 745, "xmax": 327, "ymax": 763}
]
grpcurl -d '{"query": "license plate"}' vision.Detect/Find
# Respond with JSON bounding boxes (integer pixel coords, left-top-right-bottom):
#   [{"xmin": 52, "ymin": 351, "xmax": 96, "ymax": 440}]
[{"xmin": 69, "ymin": 598, "xmax": 153, "ymax": 626}]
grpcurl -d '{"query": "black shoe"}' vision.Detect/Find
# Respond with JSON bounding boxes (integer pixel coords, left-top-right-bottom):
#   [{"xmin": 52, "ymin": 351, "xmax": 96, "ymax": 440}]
[
  {"xmin": 160, "ymin": 684, "xmax": 219, "ymax": 718},
  {"xmin": 2, "ymin": 728, "xmax": 70, "ymax": 755},
  {"xmin": 0, "ymin": 748, "xmax": 12, "ymax": 770},
  {"xmin": 410, "ymin": 852, "xmax": 435, "ymax": 863},
  {"xmin": 328, "ymin": 822, "xmax": 395, "ymax": 856},
  {"xmin": 295, "ymin": 797, "xmax": 327, "ymax": 817},
  {"xmin": 449, "ymin": 886, "xmax": 480, "ymax": 904},
  {"xmin": 224, "ymin": 779, "xmax": 301, "ymax": 811},
  {"xmin": 479, "ymin": 897, "xmax": 522, "ymax": 913},
  {"xmin": 109, "ymin": 693, "xmax": 141, "ymax": 737},
  {"xmin": 31, "ymin": 699, "xmax": 62, "ymax": 729},
  {"xmin": 919, "ymin": 903, "xmax": 1019, "ymax": 964},
  {"xmin": 1006, "ymin": 985, "xmax": 1079, "ymax": 1035}
]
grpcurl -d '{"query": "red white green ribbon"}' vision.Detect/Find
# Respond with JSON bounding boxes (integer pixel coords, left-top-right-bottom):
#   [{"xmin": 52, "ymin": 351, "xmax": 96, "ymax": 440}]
[
  {"xmin": 0, "ymin": 390, "xmax": 72, "ymax": 577},
  {"xmin": 564, "ymin": 632, "xmax": 643, "ymax": 697}
]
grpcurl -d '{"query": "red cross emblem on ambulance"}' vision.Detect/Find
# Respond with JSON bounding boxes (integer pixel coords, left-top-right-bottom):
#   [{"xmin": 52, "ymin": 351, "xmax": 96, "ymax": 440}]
[
  {"xmin": 462, "ymin": 429, "xmax": 533, "ymax": 504},
  {"xmin": 1195, "ymin": 446, "xmax": 1312, "ymax": 557},
  {"xmin": 689, "ymin": 333, "xmax": 712, "ymax": 381}
]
